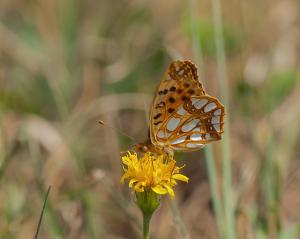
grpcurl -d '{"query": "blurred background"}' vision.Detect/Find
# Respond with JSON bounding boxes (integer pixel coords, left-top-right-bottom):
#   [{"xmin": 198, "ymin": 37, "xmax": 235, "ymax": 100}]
[{"xmin": 0, "ymin": 0, "xmax": 300, "ymax": 238}]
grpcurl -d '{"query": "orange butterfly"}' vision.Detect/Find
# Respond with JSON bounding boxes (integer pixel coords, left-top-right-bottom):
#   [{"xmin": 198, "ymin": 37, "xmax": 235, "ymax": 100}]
[{"xmin": 136, "ymin": 60, "xmax": 225, "ymax": 156}]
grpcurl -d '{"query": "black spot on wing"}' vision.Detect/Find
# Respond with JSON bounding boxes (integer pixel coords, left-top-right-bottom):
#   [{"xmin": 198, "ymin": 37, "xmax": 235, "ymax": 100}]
[
  {"xmin": 168, "ymin": 97, "xmax": 176, "ymax": 103},
  {"xmin": 169, "ymin": 86, "xmax": 176, "ymax": 91},
  {"xmin": 153, "ymin": 113, "xmax": 162, "ymax": 120},
  {"xmin": 154, "ymin": 121, "xmax": 163, "ymax": 125},
  {"xmin": 168, "ymin": 108, "xmax": 175, "ymax": 113},
  {"xmin": 181, "ymin": 95, "xmax": 189, "ymax": 101},
  {"xmin": 188, "ymin": 89, "xmax": 195, "ymax": 94}
]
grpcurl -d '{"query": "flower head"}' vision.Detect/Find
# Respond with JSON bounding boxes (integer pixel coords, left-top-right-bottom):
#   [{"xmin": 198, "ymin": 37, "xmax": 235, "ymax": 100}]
[{"xmin": 120, "ymin": 151, "xmax": 188, "ymax": 198}]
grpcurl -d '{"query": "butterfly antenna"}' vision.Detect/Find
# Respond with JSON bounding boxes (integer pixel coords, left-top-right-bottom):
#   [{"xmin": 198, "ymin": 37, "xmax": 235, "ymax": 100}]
[{"xmin": 98, "ymin": 120, "xmax": 137, "ymax": 144}]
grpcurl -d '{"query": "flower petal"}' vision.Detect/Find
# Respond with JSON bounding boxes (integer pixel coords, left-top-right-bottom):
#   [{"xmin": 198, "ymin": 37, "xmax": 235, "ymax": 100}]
[
  {"xmin": 152, "ymin": 185, "xmax": 168, "ymax": 195},
  {"xmin": 129, "ymin": 179, "xmax": 138, "ymax": 188},
  {"xmin": 172, "ymin": 174, "xmax": 189, "ymax": 182},
  {"xmin": 163, "ymin": 184, "xmax": 175, "ymax": 198}
]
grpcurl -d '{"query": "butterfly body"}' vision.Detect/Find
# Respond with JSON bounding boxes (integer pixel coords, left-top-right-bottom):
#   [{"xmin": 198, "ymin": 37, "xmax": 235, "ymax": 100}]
[{"xmin": 136, "ymin": 60, "xmax": 225, "ymax": 155}]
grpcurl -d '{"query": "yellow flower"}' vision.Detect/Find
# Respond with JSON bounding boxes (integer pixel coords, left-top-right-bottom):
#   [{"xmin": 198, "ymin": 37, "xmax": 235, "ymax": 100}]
[{"xmin": 120, "ymin": 151, "xmax": 189, "ymax": 198}]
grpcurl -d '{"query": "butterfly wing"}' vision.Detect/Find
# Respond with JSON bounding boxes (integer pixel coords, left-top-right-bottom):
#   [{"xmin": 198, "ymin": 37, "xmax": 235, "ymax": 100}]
[{"xmin": 149, "ymin": 60, "xmax": 225, "ymax": 151}]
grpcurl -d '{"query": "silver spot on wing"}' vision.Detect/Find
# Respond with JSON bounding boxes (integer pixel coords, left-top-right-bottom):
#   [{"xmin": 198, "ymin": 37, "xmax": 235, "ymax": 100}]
[
  {"xmin": 186, "ymin": 142, "xmax": 204, "ymax": 148},
  {"xmin": 214, "ymin": 109, "xmax": 222, "ymax": 115},
  {"xmin": 191, "ymin": 98, "xmax": 208, "ymax": 109},
  {"xmin": 181, "ymin": 119, "xmax": 200, "ymax": 132},
  {"xmin": 190, "ymin": 133, "xmax": 203, "ymax": 141},
  {"xmin": 204, "ymin": 102, "xmax": 217, "ymax": 112},
  {"xmin": 171, "ymin": 136, "xmax": 187, "ymax": 145},
  {"xmin": 177, "ymin": 107, "xmax": 187, "ymax": 116},
  {"xmin": 166, "ymin": 117, "xmax": 181, "ymax": 131}
]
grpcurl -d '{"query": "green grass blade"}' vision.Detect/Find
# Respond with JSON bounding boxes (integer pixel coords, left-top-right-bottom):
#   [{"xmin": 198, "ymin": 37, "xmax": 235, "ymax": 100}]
[
  {"xmin": 205, "ymin": 146, "xmax": 225, "ymax": 237},
  {"xmin": 188, "ymin": 1, "xmax": 226, "ymax": 237},
  {"xmin": 211, "ymin": 0, "xmax": 236, "ymax": 238}
]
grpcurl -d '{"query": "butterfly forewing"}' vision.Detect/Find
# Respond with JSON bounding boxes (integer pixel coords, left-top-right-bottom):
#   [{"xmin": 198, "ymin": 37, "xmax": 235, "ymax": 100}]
[
  {"xmin": 149, "ymin": 60, "xmax": 225, "ymax": 152},
  {"xmin": 150, "ymin": 61, "xmax": 204, "ymax": 143}
]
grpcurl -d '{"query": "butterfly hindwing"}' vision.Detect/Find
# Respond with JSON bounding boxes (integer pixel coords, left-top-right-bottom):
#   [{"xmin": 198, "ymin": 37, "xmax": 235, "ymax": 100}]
[{"xmin": 154, "ymin": 95, "xmax": 224, "ymax": 151}]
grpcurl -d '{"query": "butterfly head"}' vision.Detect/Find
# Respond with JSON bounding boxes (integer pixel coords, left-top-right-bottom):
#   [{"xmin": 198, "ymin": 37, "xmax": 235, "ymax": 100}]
[
  {"xmin": 135, "ymin": 139, "xmax": 161, "ymax": 154},
  {"xmin": 135, "ymin": 139, "xmax": 174, "ymax": 158}
]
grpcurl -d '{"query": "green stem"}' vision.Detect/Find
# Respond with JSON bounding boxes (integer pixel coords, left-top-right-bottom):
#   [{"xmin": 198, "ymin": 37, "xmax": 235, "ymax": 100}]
[
  {"xmin": 136, "ymin": 191, "xmax": 160, "ymax": 239},
  {"xmin": 143, "ymin": 212, "xmax": 152, "ymax": 239}
]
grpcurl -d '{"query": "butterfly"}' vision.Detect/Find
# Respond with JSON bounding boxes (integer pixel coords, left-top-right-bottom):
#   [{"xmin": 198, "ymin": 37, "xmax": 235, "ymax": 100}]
[{"xmin": 135, "ymin": 60, "xmax": 225, "ymax": 156}]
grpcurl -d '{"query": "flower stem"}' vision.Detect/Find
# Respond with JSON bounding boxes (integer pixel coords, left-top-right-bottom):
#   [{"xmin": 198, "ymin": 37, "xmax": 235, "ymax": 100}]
[
  {"xmin": 143, "ymin": 212, "xmax": 152, "ymax": 239},
  {"xmin": 136, "ymin": 191, "xmax": 160, "ymax": 239}
]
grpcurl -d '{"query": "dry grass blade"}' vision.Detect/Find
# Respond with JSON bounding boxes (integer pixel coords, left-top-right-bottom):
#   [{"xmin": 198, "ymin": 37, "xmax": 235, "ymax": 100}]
[{"xmin": 34, "ymin": 186, "xmax": 51, "ymax": 239}]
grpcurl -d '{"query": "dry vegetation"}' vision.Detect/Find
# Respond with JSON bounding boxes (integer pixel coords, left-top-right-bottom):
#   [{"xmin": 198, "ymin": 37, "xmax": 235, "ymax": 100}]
[{"xmin": 0, "ymin": 0, "xmax": 300, "ymax": 238}]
